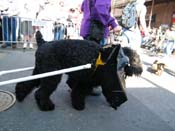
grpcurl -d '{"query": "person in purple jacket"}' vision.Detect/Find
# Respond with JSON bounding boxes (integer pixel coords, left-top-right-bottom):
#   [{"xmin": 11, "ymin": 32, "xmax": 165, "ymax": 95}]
[
  {"xmin": 80, "ymin": 0, "xmax": 122, "ymax": 46},
  {"xmin": 80, "ymin": 0, "xmax": 122, "ymax": 95}
]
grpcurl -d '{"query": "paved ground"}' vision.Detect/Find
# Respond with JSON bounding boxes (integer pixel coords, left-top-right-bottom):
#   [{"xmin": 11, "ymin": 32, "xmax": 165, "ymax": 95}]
[{"xmin": 0, "ymin": 47, "xmax": 175, "ymax": 131}]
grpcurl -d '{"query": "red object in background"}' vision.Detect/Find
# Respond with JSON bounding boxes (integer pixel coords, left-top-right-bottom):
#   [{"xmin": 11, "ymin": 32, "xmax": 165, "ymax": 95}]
[
  {"xmin": 172, "ymin": 11, "xmax": 175, "ymax": 24},
  {"xmin": 140, "ymin": 30, "xmax": 145, "ymax": 37}
]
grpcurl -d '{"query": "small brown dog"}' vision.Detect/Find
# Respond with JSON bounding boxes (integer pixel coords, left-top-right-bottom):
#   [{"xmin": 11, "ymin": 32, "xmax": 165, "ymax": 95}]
[{"xmin": 151, "ymin": 60, "xmax": 166, "ymax": 76}]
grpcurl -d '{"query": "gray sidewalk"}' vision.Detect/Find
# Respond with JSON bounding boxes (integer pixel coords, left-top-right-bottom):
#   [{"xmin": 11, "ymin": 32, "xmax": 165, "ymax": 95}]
[{"xmin": 0, "ymin": 48, "xmax": 175, "ymax": 131}]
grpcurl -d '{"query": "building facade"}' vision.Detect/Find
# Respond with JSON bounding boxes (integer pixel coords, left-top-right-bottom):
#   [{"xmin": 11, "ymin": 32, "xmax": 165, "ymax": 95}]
[
  {"xmin": 146, "ymin": 0, "xmax": 175, "ymax": 28},
  {"xmin": 112, "ymin": 0, "xmax": 175, "ymax": 28}
]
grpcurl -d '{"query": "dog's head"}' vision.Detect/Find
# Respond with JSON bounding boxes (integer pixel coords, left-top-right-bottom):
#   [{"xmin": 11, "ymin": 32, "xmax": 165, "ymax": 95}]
[
  {"xmin": 151, "ymin": 60, "xmax": 165, "ymax": 76},
  {"xmin": 122, "ymin": 47, "xmax": 143, "ymax": 77},
  {"xmin": 99, "ymin": 45, "xmax": 143, "ymax": 77},
  {"xmin": 99, "ymin": 44, "xmax": 143, "ymax": 76},
  {"xmin": 98, "ymin": 45, "xmax": 143, "ymax": 109}
]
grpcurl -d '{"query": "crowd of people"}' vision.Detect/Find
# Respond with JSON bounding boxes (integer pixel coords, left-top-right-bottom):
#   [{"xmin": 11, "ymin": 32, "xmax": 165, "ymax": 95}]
[
  {"xmin": 141, "ymin": 25, "xmax": 175, "ymax": 57},
  {"xmin": 0, "ymin": 0, "xmax": 82, "ymax": 49}
]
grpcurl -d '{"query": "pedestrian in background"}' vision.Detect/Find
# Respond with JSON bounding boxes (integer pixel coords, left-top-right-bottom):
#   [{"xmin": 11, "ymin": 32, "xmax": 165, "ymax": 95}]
[
  {"xmin": 121, "ymin": 0, "xmax": 148, "ymax": 52},
  {"xmin": 19, "ymin": 1, "xmax": 37, "ymax": 49},
  {"xmin": 53, "ymin": 19, "xmax": 66, "ymax": 40},
  {"xmin": 0, "ymin": 4, "xmax": 7, "ymax": 43},
  {"xmin": 163, "ymin": 24, "xmax": 175, "ymax": 56},
  {"xmin": 79, "ymin": 0, "xmax": 121, "ymax": 95}
]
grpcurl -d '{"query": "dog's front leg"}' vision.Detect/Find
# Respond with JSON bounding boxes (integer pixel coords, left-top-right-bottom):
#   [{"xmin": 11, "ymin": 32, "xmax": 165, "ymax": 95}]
[{"xmin": 71, "ymin": 83, "xmax": 89, "ymax": 111}]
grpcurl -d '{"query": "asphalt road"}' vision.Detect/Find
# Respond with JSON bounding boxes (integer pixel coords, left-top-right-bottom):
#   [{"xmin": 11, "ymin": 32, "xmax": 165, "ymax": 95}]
[{"xmin": 0, "ymin": 48, "xmax": 175, "ymax": 131}]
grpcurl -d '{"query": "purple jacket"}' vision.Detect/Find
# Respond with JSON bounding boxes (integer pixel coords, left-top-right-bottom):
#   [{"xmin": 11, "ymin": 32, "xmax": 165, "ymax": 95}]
[{"xmin": 80, "ymin": 0, "xmax": 118, "ymax": 38}]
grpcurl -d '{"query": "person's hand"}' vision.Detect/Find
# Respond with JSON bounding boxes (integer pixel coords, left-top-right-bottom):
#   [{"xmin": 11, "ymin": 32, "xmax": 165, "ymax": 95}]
[
  {"xmin": 113, "ymin": 25, "xmax": 122, "ymax": 36},
  {"xmin": 113, "ymin": 25, "xmax": 122, "ymax": 33}
]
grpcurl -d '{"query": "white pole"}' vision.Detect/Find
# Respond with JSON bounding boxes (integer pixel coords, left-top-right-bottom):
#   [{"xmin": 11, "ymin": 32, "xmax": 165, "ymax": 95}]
[
  {"xmin": 0, "ymin": 64, "xmax": 92, "ymax": 86},
  {"xmin": 0, "ymin": 67, "xmax": 34, "ymax": 76}
]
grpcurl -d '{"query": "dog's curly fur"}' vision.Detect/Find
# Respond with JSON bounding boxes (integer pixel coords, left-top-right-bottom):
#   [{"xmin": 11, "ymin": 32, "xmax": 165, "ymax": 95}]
[{"xmin": 15, "ymin": 31, "xmax": 143, "ymax": 111}]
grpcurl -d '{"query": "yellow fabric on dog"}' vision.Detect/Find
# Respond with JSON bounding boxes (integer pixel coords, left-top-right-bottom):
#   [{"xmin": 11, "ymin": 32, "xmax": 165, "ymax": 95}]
[{"xmin": 95, "ymin": 53, "xmax": 105, "ymax": 68}]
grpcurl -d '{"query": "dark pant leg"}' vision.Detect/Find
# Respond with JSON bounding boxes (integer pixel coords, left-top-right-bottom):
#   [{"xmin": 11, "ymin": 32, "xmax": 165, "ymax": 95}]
[
  {"xmin": 2, "ymin": 16, "xmax": 10, "ymax": 45},
  {"xmin": 10, "ymin": 17, "xmax": 17, "ymax": 45},
  {"xmin": 0, "ymin": 18, "xmax": 2, "ymax": 42}
]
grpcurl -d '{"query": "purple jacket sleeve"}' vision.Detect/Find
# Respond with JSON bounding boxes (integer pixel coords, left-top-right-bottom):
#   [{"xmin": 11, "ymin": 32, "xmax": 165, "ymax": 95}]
[
  {"xmin": 94, "ymin": 0, "xmax": 117, "ymax": 29},
  {"xmin": 81, "ymin": 1, "xmax": 84, "ymax": 12}
]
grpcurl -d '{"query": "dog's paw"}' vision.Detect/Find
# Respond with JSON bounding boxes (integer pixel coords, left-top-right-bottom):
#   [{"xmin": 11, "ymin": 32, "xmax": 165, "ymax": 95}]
[
  {"xmin": 15, "ymin": 92, "xmax": 27, "ymax": 102},
  {"xmin": 15, "ymin": 82, "xmax": 35, "ymax": 102},
  {"xmin": 36, "ymin": 98, "xmax": 55, "ymax": 111},
  {"xmin": 15, "ymin": 85, "xmax": 28, "ymax": 102},
  {"xmin": 72, "ymin": 102, "xmax": 85, "ymax": 111},
  {"xmin": 35, "ymin": 92, "xmax": 55, "ymax": 111}
]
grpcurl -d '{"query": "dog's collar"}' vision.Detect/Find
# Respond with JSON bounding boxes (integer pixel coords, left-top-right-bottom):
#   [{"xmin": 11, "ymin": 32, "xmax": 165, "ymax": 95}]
[
  {"xmin": 95, "ymin": 46, "xmax": 118, "ymax": 69},
  {"xmin": 95, "ymin": 52, "xmax": 105, "ymax": 68}
]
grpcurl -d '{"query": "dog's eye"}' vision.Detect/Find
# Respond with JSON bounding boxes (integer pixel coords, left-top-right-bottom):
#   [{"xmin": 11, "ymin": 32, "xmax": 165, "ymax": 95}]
[{"xmin": 133, "ymin": 58, "xmax": 139, "ymax": 63}]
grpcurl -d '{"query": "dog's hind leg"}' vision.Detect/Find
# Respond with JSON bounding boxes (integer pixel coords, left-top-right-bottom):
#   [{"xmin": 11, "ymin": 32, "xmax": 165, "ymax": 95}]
[
  {"xmin": 15, "ymin": 68, "xmax": 40, "ymax": 102},
  {"xmin": 35, "ymin": 75, "xmax": 62, "ymax": 111}
]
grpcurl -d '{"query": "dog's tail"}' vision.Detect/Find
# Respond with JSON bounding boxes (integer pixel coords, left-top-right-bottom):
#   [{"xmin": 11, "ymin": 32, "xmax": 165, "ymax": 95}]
[{"xmin": 35, "ymin": 31, "xmax": 45, "ymax": 47}]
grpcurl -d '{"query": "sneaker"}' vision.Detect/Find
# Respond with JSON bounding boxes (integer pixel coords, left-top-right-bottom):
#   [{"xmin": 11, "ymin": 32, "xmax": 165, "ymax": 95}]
[
  {"xmin": 1, "ymin": 44, "xmax": 7, "ymax": 48},
  {"xmin": 23, "ymin": 43, "xmax": 27, "ymax": 49},
  {"xmin": 12, "ymin": 44, "xmax": 17, "ymax": 49},
  {"xmin": 29, "ymin": 43, "xmax": 33, "ymax": 49},
  {"xmin": 90, "ymin": 88, "xmax": 101, "ymax": 96}
]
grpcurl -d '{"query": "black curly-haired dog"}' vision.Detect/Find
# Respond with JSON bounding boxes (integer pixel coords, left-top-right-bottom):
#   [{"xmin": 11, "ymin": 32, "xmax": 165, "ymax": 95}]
[{"xmin": 15, "ymin": 31, "xmax": 143, "ymax": 111}]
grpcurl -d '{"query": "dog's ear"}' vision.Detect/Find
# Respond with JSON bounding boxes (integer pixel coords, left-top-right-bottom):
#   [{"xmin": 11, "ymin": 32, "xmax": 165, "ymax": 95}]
[
  {"xmin": 105, "ymin": 44, "xmax": 129, "ymax": 69},
  {"xmin": 99, "ymin": 45, "xmax": 115, "ymax": 62},
  {"xmin": 104, "ymin": 44, "xmax": 121, "ymax": 64},
  {"xmin": 99, "ymin": 44, "xmax": 129, "ymax": 69},
  {"xmin": 116, "ymin": 46, "xmax": 129, "ymax": 70},
  {"xmin": 153, "ymin": 60, "xmax": 158, "ymax": 64}
]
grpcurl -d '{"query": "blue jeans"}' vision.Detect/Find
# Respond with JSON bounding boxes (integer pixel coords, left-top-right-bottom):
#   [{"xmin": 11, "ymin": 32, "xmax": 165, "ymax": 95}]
[
  {"xmin": 100, "ymin": 38, "xmax": 108, "ymax": 46},
  {"xmin": 54, "ymin": 26, "xmax": 65, "ymax": 40},
  {"xmin": 2, "ymin": 16, "xmax": 17, "ymax": 46},
  {"xmin": 54, "ymin": 31, "xmax": 61, "ymax": 40},
  {"xmin": 163, "ymin": 40, "xmax": 175, "ymax": 56}
]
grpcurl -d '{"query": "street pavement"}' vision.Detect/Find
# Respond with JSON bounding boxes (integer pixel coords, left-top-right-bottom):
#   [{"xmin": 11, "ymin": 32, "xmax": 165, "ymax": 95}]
[{"xmin": 0, "ymin": 47, "xmax": 175, "ymax": 131}]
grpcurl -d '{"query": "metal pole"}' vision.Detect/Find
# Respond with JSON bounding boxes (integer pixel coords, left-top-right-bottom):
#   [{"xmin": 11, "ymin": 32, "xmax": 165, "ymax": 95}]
[
  {"xmin": 0, "ymin": 64, "xmax": 92, "ymax": 86},
  {"xmin": 148, "ymin": 0, "xmax": 154, "ymax": 29},
  {"xmin": 0, "ymin": 67, "xmax": 34, "ymax": 76}
]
